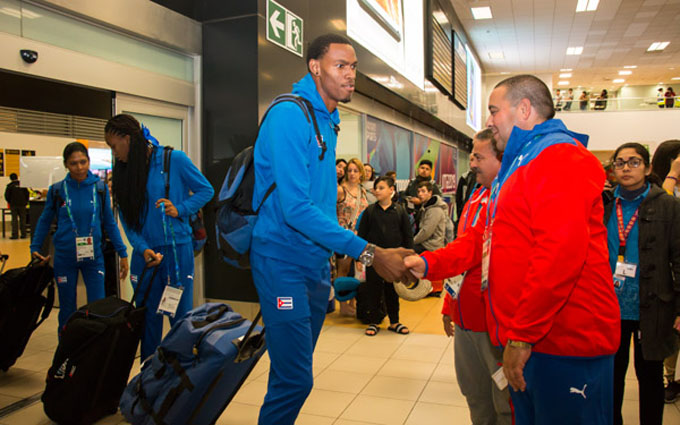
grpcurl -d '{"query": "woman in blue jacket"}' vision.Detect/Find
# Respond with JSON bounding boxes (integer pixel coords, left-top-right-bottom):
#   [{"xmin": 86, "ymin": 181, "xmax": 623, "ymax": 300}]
[
  {"xmin": 31, "ymin": 142, "xmax": 129, "ymax": 333},
  {"xmin": 105, "ymin": 114, "xmax": 214, "ymax": 359}
]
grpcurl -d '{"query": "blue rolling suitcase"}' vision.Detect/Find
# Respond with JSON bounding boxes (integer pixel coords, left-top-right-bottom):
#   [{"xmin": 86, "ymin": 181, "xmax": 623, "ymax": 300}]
[{"xmin": 119, "ymin": 303, "xmax": 266, "ymax": 425}]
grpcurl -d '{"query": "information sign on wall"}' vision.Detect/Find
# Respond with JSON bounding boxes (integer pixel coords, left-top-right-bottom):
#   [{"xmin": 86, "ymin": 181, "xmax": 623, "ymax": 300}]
[
  {"xmin": 266, "ymin": 0, "xmax": 304, "ymax": 57},
  {"xmin": 5, "ymin": 149, "xmax": 20, "ymax": 176}
]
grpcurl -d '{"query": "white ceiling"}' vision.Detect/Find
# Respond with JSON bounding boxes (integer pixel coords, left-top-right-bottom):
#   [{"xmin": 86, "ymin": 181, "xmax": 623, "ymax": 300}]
[{"xmin": 450, "ymin": 0, "xmax": 680, "ymax": 90}]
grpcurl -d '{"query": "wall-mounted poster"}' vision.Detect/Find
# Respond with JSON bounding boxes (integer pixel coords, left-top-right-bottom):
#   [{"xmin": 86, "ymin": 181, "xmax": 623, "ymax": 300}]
[
  {"xmin": 365, "ymin": 116, "xmax": 413, "ymax": 179},
  {"xmin": 347, "ymin": 0, "xmax": 424, "ymax": 89},
  {"xmin": 414, "ymin": 133, "xmax": 441, "ymax": 179},
  {"xmin": 5, "ymin": 149, "xmax": 20, "ymax": 177},
  {"xmin": 438, "ymin": 143, "xmax": 458, "ymax": 193},
  {"xmin": 466, "ymin": 44, "xmax": 482, "ymax": 131}
]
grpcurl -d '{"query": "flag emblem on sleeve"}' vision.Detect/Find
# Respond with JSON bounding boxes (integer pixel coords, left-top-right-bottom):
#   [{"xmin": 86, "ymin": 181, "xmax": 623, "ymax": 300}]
[{"xmin": 277, "ymin": 297, "xmax": 293, "ymax": 310}]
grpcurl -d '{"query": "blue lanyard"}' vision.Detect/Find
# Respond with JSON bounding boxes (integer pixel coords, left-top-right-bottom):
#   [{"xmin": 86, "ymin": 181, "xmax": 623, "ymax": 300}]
[
  {"xmin": 160, "ymin": 202, "xmax": 181, "ymax": 287},
  {"xmin": 62, "ymin": 182, "xmax": 97, "ymax": 237},
  {"xmin": 460, "ymin": 186, "xmax": 486, "ymax": 233}
]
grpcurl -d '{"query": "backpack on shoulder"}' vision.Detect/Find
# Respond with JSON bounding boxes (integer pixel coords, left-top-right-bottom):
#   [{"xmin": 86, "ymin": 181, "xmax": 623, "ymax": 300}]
[
  {"xmin": 215, "ymin": 94, "xmax": 323, "ymax": 269},
  {"xmin": 161, "ymin": 147, "xmax": 207, "ymax": 256}
]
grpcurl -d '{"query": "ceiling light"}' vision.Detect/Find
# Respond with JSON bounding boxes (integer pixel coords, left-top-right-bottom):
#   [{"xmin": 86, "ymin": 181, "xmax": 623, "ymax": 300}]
[
  {"xmin": 560, "ymin": 68, "xmax": 573, "ymax": 72},
  {"xmin": 576, "ymin": 0, "xmax": 599, "ymax": 12},
  {"xmin": 558, "ymin": 81, "xmax": 569, "ymax": 86},
  {"xmin": 330, "ymin": 19, "xmax": 346, "ymax": 31},
  {"xmin": 488, "ymin": 51, "xmax": 504, "ymax": 60},
  {"xmin": 659, "ymin": 82, "xmax": 664, "ymax": 84},
  {"xmin": 648, "ymin": 41, "xmax": 670, "ymax": 51},
  {"xmin": 471, "ymin": 7, "xmax": 492, "ymax": 20},
  {"xmin": 618, "ymin": 70, "xmax": 632, "ymax": 75},
  {"xmin": 500, "ymin": 72, "xmax": 511, "ymax": 75},
  {"xmin": 566, "ymin": 46, "xmax": 583, "ymax": 55},
  {"xmin": 623, "ymin": 65, "xmax": 637, "ymax": 69},
  {"xmin": 613, "ymin": 79, "xmax": 625, "ymax": 83},
  {"xmin": 672, "ymin": 77, "xmax": 680, "ymax": 81},
  {"xmin": 559, "ymin": 73, "xmax": 572, "ymax": 78}
]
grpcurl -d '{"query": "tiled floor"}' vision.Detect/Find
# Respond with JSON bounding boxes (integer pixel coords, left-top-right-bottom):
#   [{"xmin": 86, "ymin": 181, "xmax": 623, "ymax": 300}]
[{"xmin": 1, "ymin": 236, "xmax": 680, "ymax": 424}]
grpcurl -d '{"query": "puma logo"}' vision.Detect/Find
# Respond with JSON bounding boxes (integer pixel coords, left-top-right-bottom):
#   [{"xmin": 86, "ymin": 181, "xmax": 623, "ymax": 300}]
[{"xmin": 569, "ymin": 384, "xmax": 587, "ymax": 399}]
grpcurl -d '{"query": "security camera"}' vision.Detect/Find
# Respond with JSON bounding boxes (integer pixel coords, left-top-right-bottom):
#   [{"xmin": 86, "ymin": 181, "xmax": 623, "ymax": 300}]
[{"xmin": 20, "ymin": 49, "xmax": 38, "ymax": 64}]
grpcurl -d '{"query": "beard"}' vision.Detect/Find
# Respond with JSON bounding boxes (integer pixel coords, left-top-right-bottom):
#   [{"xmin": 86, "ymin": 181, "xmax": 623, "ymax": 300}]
[{"xmin": 339, "ymin": 96, "xmax": 352, "ymax": 104}]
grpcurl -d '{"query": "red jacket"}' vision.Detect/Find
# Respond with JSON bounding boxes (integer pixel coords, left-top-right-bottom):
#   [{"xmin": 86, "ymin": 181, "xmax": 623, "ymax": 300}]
[
  {"xmin": 440, "ymin": 186, "xmax": 489, "ymax": 332},
  {"xmin": 426, "ymin": 119, "xmax": 620, "ymax": 358}
]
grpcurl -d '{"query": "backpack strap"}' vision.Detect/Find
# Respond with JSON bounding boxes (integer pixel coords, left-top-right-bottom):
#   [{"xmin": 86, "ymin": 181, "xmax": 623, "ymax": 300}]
[{"xmin": 52, "ymin": 180, "xmax": 65, "ymax": 211}]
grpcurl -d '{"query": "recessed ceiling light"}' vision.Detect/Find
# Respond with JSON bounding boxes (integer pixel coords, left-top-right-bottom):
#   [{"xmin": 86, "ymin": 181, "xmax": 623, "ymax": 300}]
[
  {"xmin": 576, "ymin": 0, "xmax": 599, "ymax": 12},
  {"xmin": 648, "ymin": 41, "xmax": 670, "ymax": 51},
  {"xmin": 558, "ymin": 81, "xmax": 569, "ymax": 86},
  {"xmin": 613, "ymin": 79, "xmax": 625, "ymax": 83},
  {"xmin": 618, "ymin": 70, "xmax": 632, "ymax": 75},
  {"xmin": 500, "ymin": 72, "xmax": 511, "ymax": 75},
  {"xmin": 488, "ymin": 51, "xmax": 504, "ymax": 59},
  {"xmin": 559, "ymin": 73, "xmax": 572, "ymax": 78},
  {"xmin": 471, "ymin": 7, "xmax": 492, "ymax": 20},
  {"xmin": 566, "ymin": 47, "xmax": 584, "ymax": 55},
  {"xmin": 623, "ymin": 65, "xmax": 637, "ymax": 69},
  {"xmin": 672, "ymin": 77, "xmax": 680, "ymax": 80},
  {"xmin": 560, "ymin": 68, "xmax": 573, "ymax": 72},
  {"xmin": 670, "ymin": 67, "xmax": 676, "ymax": 70},
  {"xmin": 659, "ymin": 82, "xmax": 664, "ymax": 84}
]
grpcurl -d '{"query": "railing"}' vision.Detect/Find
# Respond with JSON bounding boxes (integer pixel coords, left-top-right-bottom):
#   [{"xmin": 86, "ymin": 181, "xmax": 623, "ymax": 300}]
[{"xmin": 554, "ymin": 96, "xmax": 680, "ymax": 112}]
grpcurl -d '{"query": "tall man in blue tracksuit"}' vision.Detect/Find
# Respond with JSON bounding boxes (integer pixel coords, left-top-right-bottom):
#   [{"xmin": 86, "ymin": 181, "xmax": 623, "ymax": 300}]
[{"xmin": 251, "ymin": 34, "xmax": 416, "ymax": 424}]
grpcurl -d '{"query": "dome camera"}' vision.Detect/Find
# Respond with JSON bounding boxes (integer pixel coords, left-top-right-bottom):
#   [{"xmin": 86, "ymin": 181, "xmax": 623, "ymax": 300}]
[{"xmin": 20, "ymin": 49, "xmax": 38, "ymax": 64}]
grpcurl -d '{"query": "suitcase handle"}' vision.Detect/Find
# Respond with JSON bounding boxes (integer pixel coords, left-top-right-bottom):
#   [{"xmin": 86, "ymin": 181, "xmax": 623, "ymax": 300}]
[
  {"xmin": 234, "ymin": 310, "xmax": 265, "ymax": 363},
  {"xmin": 130, "ymin": 262, "xmax": 161, "ymax": 307}
]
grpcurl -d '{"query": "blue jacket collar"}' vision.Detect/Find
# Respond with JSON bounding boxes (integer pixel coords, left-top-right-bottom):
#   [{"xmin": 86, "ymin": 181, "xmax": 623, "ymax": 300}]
[
  {"xmin": 292, "ymin": 73, "xmax": 340, "ymax": 127},
  {"xmin": 65, "ymin": 170, "xmax": 98, "ymax": 186}
]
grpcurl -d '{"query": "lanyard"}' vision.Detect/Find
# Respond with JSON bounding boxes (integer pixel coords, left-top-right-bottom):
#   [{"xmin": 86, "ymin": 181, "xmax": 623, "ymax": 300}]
[
  {"xmin": 615, "ymin": 198, "xmax": 638, "ymax": 257},
  {"xmin": 160, "ymin": 202, "xmax": 181, "ymax": 287},
  {"xmin": 62, "ymin": 182, "xmax": 97, "ymax": 237},
  {"xmin": 461, "ymin": 186, "xmax": 486, "ymax": 233}
]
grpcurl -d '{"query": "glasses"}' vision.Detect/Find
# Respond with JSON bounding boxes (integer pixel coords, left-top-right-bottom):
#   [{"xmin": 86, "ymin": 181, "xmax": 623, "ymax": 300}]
[{"xmin": 613, "ymin": 157, "xmax": 644, "ymax": 169}]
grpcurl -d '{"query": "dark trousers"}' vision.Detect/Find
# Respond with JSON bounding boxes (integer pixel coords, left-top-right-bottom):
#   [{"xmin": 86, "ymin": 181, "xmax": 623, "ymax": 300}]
[
  {"xmin": 614, "ymin": 320, "xmax": 664, "ymax": 425},
  {"xmin": 362, "ymin": 267, "xmax": 400, "ymax": 325},
  {"xmin": 10, "ymin": 206, "xmax": 27, "ymax": 237}
]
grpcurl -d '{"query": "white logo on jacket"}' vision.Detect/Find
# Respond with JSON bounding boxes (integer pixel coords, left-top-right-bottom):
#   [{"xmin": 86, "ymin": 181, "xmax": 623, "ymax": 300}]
[{"xmin": 569, "ymin": 384, "xmax": 587, "ymax": 399}]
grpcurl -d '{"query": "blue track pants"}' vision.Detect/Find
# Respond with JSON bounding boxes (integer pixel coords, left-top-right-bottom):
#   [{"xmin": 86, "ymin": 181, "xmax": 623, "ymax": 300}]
[
  {"xmin": 53, "ymin": 256, "xmax": 105, "ymax": 333},
  {"xmin": 250, "ymin": 253, "xmax": 330, "ymax": 425}
]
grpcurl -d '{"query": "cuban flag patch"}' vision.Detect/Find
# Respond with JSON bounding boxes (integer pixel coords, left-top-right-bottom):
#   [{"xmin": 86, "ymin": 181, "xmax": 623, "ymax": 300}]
[
  {"xmin": 277, "ymin": 297, "xmax": 293, "ymax": 310},
  {"xmin": 131, "ymin": 274, "xmax": 138, "ymax": 283},
  {"xmin": 57, "ymin": 276, "xmax": 67, "ymax": 284}
]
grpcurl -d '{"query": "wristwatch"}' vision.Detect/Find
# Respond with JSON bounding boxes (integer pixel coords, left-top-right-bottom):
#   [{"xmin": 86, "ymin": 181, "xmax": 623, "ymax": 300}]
[
  {"xmin": 358, "ymin": 243, "xmax": 376, "ymax": 267},
  {"xmin": 507, "ymin": 339, "xmax": 532, "ymax": 349}
]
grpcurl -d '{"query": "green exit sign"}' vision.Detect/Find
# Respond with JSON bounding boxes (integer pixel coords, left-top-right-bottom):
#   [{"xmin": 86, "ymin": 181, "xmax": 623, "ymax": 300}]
[{"xmin": 266, "ymin": 0, "xmax": 303, "ymax": 57}]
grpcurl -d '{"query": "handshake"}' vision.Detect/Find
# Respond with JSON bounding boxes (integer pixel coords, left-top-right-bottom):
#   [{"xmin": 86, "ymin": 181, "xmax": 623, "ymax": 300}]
[{"xmin": 371, "ymin": 247, "xmax": 428, "ymax": 284}]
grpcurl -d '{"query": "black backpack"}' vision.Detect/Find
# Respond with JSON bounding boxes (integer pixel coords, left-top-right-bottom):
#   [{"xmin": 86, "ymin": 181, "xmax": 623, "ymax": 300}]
[{"xmin": 215, "ymin": 94, "xmax": 326, "ymax": 269}]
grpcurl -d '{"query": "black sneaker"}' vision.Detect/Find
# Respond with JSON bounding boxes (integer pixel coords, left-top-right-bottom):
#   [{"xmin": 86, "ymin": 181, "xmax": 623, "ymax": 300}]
[{"xmin": 665, "ymin": 381, "xmax": 680, "ymax": 403}]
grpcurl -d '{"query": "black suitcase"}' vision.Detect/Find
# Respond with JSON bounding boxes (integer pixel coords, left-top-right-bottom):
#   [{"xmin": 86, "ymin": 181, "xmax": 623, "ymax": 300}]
[
  {"xmin": 42, "ymin": 264, "xmax": 159, "ymax": 425},
  {"xmin": 0, "ymin": 256, "xmax": 55, "ymax": 371}
]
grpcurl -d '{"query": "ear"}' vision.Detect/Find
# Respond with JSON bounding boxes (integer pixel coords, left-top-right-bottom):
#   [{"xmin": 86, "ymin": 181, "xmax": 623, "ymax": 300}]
[
  {"xmin": 309, "ymin": 59, "xmax": 320, "ymax": 77},
  {"xmin": 518, "ymin": 98, "xmax": 532, "ymax": 120}
]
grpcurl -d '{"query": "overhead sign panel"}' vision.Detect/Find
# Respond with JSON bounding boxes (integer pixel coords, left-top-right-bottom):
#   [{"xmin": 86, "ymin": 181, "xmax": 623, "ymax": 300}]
[{"xmin": 266, "ymin": 0, "xmax": 303, "ymax": 57}]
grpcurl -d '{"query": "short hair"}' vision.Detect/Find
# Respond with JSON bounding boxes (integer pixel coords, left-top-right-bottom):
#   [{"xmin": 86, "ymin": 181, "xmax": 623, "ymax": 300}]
[
  {"xmin": 385, "ymin": 170, "xmax": 396, "ymax": 179},
  {"xmin": 652, "ymin": 139, "xmax": 680, "ymax": 184},
  {"xmin": 417, "ymin": 181, "xmax": 434, "ymax": 193},
  {"xmin": 374, "ymin": 176, "xmax": 395, "ymax": 189},
  {"xmin": 495, "ymin": 74, "xmax": 555, "ymax": 120},
  {"xmin": 9, "ymin": 173, "xmax": 17, "ymax": 181},
  {"xmin": 307, "ymin": 34, "xmax": 353, "ymax": 72},
  {"xmin": 419, "ymin": 159, "xmax": 433, "ymax": 168},
  {"xmin": 343, "ymin": 158, "xmax": 365, "ymax": 183},
  {"xmin": 336, "ymin": 158, "xmax": 347, "ymax": 166},
  {"xmin": 474, "ymin": 128, "xmax": 502, "ymax": 160},
  {"xmin": 63, "ymin": 141, "xmax": 89, "ymax": 164}
]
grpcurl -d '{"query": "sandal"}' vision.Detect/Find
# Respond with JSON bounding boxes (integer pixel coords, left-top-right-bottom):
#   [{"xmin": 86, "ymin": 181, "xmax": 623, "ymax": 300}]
[
  {"xmin": 365, "ymin": 324, "xmax": 380, "ymax": 336},
  {"xmin": 388, "ymin": 323, "xmax": 409, "ymax": 335}
]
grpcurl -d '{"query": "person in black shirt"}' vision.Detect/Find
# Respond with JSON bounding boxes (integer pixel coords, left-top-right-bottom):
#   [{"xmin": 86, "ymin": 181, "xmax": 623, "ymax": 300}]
[
  {"xmin": 357, "ymin": 176, "xmax": 413, "ymax": 336},
  {"xmin": 4, "ymin": 173, "xmax": 29, "ymax": 239}
]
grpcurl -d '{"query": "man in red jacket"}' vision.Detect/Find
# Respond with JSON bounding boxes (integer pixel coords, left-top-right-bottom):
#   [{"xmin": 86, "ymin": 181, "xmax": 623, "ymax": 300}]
[
  {"xmin": 407, "ymin": 75, "xmax": 620, "ymax": 425},
  {"xmin": 442, "ymin": 128, "xmax": 511, "ymax": 425}
]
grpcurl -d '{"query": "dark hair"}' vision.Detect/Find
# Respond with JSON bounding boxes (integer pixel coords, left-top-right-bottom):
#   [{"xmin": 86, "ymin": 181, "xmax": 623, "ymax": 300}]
[
  {"xmin": 651, "ymin": 140, "xmax": 680, "ymax": 185},
  {"xmin": 385, "ymin": 170, "xmax": 396, "ymax": 179},
  {"xmin": 336, "ymin": 158, "xmax": 347, "ymax": 166},
  {"xmin": 474, "ymin": 128, "xmax": 502, "ymax": 160},
  {"xmin": 612, "ymin": 142, "xmax": 655, "ymax": 185},
  {"xmin": 417, "ymin": 181, "xmax": 434, "ymax": 193},
  {"xmin": 9, "ymin": 173, "xmax": 17, "ymax": 181},
  {"xmin": 307, "ymin": 34, "xmax": 353, "ymax": 72},
  {"xmin": 63, "ymin": 142, "xmax": 89, "ymax": 165},
  {"xmin": 419, "ymin": 159, "xmax": 433, "ymax": 168},
  {"xmin": 374, "ymin": 176, "xmax": 394, "ymax": 189},
  {"xmin": 495, "ymin": 74, "xmax": 555, "ymax": 120},
  {"xmin": 364, "ymin": 163, "xmax": 375, "ymax": 181},
  {"xmin": 105, "ymin": 114, "xmax": 151, "ymax": 232}
]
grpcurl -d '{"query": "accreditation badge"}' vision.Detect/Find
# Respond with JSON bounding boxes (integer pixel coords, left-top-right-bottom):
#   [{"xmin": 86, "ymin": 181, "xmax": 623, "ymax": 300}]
[
  {"xmin": 157, "ymin": 284, "xmax": 184, "ymax": 317},
  {"xmin": 75, "ymin": 236, "xmax": 95, "ymax": 261}
]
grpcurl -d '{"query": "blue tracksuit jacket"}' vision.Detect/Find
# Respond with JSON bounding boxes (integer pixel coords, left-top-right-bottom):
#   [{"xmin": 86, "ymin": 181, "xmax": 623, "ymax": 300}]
[
  {"xmin": 251, "ymin": 73, "xmax": 366, "ymax": 267},
  {"xmin": 31, "ymin": 172, "xmax": 127, "ymax": 262}
]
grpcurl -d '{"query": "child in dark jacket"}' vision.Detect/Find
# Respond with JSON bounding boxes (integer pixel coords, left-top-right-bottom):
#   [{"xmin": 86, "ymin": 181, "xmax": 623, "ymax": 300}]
[{"xmin": 357, "ymin": 177, "xmax": 413, "ymax": 336}]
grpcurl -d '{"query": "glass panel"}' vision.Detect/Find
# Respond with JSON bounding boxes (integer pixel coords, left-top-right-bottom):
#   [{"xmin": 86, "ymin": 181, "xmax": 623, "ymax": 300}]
[
  {"xmin": 125, "ymin": 112, "xmax": 183, "ymax": 151},
  {"xmin": 0, "ymin": 0, "xmax": 21, "ymax": 35},
  {"xmin": 337, "ymin": 109, "xmax": 362, "ymax": 162},
  {"xmin": 19, "ymin": 4, "xmax": 193, "ymax": 82}
]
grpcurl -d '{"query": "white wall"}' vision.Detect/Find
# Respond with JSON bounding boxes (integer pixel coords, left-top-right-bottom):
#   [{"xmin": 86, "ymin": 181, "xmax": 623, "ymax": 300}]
[{"xmin": 556, "ymin": 109, "xmax": 680, "ymax": 153}]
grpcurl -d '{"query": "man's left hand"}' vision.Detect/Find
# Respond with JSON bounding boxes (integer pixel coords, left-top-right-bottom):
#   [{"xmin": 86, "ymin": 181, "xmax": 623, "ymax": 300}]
[
  {"xmin": 373, "ymin": 247, "xmax": 417, "ymax": 284},
  {"xmin": 503, "ymin": 344, "xmax": 532, "ymax": 392}
]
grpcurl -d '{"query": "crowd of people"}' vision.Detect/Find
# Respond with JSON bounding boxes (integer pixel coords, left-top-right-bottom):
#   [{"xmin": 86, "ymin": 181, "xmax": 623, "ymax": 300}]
[{"xmin": 13, "ymin": 32, "xmax": 680, "ymax": 425}]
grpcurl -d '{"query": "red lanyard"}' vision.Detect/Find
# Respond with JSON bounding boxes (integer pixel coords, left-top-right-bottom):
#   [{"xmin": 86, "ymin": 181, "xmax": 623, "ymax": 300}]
[{"xmin": 615, "ymin": 198, "xmax": 638, "ymax": 258}]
